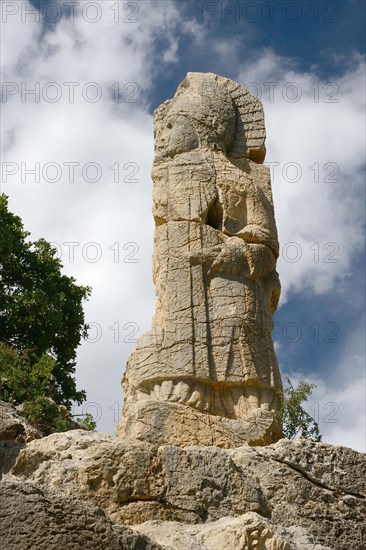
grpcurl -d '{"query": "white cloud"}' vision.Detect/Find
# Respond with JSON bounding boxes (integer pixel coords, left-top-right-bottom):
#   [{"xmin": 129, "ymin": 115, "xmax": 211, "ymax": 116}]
[
  {"xmin": 236, "ymin": 50, "xmax": 366, "ymax": 300},
  {"xmin": 1, "ymin": 0, "xmax": 189, "ymax": 433},
  {"xmin": 282, "ymin": 371, "xmax": 366, "ymax": 454},
  {"xmin": 1, "ymin": 2, "xmax": 364, "ymax": 451},
  {"xmin": 237, "ymin": 50, "xmax": 365, "ymax": 453},
  {"xmin": 281, "ymin": 314, "xmax": 365, "ymax": 453},
  {"xmin": 247, "ymin": 50, "xmax": 366, "ymax": 454}
]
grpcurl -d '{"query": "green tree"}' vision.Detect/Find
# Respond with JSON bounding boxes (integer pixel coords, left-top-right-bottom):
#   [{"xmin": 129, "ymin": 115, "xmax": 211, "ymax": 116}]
[
  {"xmin": 75, "ymin": 413, "xmax": 97, "ymax": 431},
  {"xmin": 280, "ymin": 378, "xmax": 322, "ymax": 442},
  {"xmin": 0, "ymin": 193, "xmax": 91, "ymax": 415},
  {"xmin": 0, "ymin": 342, "xmax": 94, "ymax": 434},
  {"xmin": 0, "ymin": 343, "xmax": 56, "ymax": 403}
]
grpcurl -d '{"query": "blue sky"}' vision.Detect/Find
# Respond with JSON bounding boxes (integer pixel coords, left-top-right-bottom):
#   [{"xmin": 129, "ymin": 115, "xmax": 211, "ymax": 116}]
[
  {"xmin": 148, "ymin": 0, "xmax": 366, "ymax": 107},
  {"xmin": 1, "ymin": 0, "xmax": 365, "ymax": 450}
]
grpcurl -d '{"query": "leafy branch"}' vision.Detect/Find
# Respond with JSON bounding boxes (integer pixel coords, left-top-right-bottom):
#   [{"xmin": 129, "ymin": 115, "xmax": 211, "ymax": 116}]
[{"xmin": 279, "ymin": 377, "xmax": 322, "ymax": 442}]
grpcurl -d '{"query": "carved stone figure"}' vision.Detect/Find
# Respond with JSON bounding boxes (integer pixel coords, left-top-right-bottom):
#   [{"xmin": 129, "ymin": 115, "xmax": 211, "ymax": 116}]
[{"xmin": 117, "ymin": 72, "xmax": 283, "ymax": 447}]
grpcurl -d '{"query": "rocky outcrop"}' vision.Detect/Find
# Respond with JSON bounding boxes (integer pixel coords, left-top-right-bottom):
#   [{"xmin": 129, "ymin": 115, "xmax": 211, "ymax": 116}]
[
  {"xmin": 0, "ymin": 480, "xmax": 164, "ymax": 550},
  {"xmin": 1, "ymin": 431, "xmax": 365, "ymax": 549},
  {"xmin": 118, "ymin": 72, "xmax": 283, "ymax": 448},
  {"xmin": 133, "ymin": 513, "xmax": 332, "ymax": 550},
  {"xmin": 1, "ymin": 74, "xmax": 364, "ymax": 550},
  {"xmin": 121, "ymin": 401, "xmax": 282, "ymax": 448},
  {"xmin": 0, "ymin": 400, "xmax": 42, "ymax": 443}
]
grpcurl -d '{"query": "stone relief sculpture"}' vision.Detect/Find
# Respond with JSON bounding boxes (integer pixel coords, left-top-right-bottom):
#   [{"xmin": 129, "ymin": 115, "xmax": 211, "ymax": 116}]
[
  {"xmin": 117, "ymin": 72, "xmax": 283, "ymax": 447},
  {"xmin": 3, "ymin": 71, "xmax": 364, "ymax": 550}
]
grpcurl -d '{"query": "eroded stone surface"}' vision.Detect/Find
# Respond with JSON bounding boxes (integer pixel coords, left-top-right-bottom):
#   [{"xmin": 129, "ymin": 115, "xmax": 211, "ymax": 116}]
[
  {"xmin": 118, "ymin": 72, "xmax": 282, "ymax": 447},
  {"xmin": 0, "ymin": 400, "xmax": 42, "ymax": 443},
  {"xmin": 2, "ymin": 431, "xmax": 365, "ymax": 549},
  {"xmin": 0, "ymin": 480, "xmax": 164, "ymax": 550},
  {"xmin": 133, "ymin": 513, "xmax": 332, "ymax": 550},
  {"xmin": 121, "ymin": 400, "xmax": 281, "ymax": 448}
]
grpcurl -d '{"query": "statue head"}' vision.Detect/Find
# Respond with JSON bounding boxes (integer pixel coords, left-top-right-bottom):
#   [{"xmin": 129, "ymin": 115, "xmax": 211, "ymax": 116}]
[
  {"xmin": 153, "ymin": 72, "xmax": 266, "ymax": 163},
  {"xmin": 154, "ymin": 75, "xmax": 236, "ymax": 158}
]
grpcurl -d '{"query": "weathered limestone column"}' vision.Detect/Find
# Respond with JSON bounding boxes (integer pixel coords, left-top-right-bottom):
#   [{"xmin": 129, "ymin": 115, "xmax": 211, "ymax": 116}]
[{"xmin": 117, "ymin": 72, "xmax": 283, "ymax": 447}]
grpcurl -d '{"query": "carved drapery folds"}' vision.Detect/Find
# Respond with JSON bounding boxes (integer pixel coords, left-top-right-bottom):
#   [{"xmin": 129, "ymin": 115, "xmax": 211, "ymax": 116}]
[{"xmin": 117, "ymin": 73, "xmax": 283, "ymax": 447}]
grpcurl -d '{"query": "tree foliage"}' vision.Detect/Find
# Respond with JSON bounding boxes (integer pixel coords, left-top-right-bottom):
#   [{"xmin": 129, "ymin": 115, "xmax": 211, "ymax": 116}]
[
  {"xmin": 0, "ymin": 194, "xmax": 91, "ymax": 407},
  {"xmin": 75, "ymin": 413, "xmax": 97, "ymax": 431},
  {"xmin": 0, "ymin": 194, "xmax": 93, "ymax": 432},
  {"xmin": 280, "ymin": 378, "xmax": 322, "ymax": 442}
]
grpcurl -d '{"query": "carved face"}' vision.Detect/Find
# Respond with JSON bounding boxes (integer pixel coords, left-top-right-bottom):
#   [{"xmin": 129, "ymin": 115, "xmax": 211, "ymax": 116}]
[
  {"xmin": 154, "ymin": 86, "xmax": 236, "ymax": 158},
  {"xmin": 155, "ymin": 113, "xmax": 199, "ymax": 157}
]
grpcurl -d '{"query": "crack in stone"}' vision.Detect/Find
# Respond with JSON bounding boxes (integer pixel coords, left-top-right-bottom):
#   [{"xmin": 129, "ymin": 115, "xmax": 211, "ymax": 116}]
[{"xmin": 263, "ymin": 454, "xmax": 366, "ymax": 502}]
